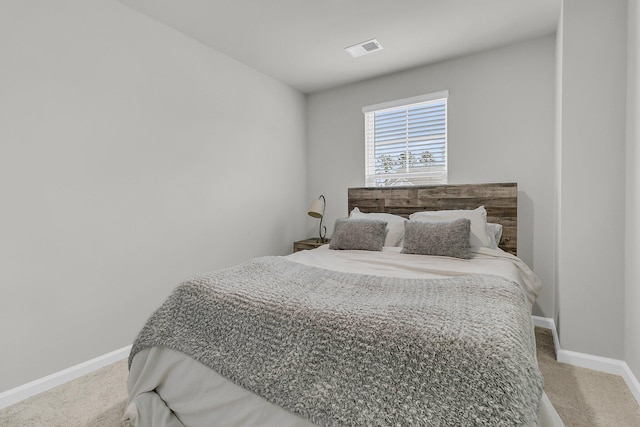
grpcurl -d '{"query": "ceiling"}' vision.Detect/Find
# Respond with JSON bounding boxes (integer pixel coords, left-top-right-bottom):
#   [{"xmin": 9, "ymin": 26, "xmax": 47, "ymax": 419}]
[{"xmin": 117, "ymin": 0, "xmax": 561, "ymax": 94}]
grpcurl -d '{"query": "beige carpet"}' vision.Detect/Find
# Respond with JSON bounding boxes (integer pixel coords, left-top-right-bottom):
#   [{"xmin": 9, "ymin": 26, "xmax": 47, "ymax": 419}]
[
  {"xmin": 0, "ymin": 360, "xmax": 129, "ymax": 427},
  {"xmin": 1, "ymin": 328, "xmax": 639, "ymax": 426},
  {"xmin": 535, "ymin": 328, "xmax": 640, "ymax": 426}
]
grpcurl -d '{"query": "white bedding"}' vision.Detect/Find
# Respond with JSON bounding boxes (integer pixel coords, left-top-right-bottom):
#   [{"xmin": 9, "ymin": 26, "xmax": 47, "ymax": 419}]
[
  {"xmin": 126, "ymin": 246, "xmax": 562, "ymax": 427},
  {"xmin": 287, "ymin": 244, "xmax": 543, "ymax": 309}
]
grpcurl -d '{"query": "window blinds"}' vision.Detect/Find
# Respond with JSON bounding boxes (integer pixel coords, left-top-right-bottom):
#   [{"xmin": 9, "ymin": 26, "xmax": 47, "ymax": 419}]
[{"xmin": 364, "ymin": 92, "xmax": 448, "ymax": 187}]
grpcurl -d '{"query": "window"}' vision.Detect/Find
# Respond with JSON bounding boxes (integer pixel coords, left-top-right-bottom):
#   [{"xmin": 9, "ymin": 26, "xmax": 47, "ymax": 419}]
[{"xmin": 363, "ymin": 91, "xmax": 448, "ymax": 187}]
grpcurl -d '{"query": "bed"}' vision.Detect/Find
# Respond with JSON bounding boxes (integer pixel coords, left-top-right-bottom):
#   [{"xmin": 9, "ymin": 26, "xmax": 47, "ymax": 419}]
[{"xmin": 125, "ymin": 183, "xmax": 564, "ymax": 427}]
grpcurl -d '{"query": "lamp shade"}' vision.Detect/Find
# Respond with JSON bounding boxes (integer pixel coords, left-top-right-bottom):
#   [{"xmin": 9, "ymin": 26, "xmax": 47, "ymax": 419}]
[
  {"xmin": 307, "ymin": 195, "xmax": 327, "ymax": 243},
  {"xmin": 307, "ymin": 199, "xmax": 324, "ymax": 218}
]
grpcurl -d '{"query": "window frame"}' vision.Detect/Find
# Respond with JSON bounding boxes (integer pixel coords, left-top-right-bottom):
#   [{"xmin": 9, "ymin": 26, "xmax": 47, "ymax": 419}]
[{"xmin": 363, "ymin": 90, "xmax": 449, "ymax": 187}]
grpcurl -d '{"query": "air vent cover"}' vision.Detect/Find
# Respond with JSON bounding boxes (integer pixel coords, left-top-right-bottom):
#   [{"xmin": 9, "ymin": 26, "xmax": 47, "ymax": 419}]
[{"xmin": 345, "ymin": 39, "xmax": 383, "ymax": 58}]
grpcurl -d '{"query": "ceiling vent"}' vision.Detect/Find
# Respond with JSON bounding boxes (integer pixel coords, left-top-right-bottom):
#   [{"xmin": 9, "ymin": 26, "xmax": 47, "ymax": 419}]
[{"xmin": 345, "ymin": 39, "xmax": 383, "ymax": 58}]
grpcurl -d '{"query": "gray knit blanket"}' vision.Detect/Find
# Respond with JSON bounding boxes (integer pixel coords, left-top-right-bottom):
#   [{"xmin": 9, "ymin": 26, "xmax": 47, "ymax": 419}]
[{"xmin": 130, "ymin": 257, "xmax": 543, "ymax": 426}]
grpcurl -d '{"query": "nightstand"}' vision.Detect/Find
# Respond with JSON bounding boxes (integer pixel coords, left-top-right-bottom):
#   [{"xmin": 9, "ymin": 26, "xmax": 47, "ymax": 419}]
[{"xmin": 293, "ymin": 238, "xmax": 330, "ymax": 253}]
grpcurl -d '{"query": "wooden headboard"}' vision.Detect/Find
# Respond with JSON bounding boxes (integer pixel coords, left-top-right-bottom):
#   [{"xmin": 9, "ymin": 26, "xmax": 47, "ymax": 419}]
[{"xmin": 347, "ymin": 183, "xmax": 517, "ymax": 255}]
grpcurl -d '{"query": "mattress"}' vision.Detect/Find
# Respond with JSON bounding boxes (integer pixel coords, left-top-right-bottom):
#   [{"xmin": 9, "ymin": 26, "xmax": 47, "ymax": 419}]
[
  {"xmin": 288, "ymin": 245, "xmax": 542, "ymax": 310},
  {"xmin": 125, "ymin": 245, "xmax": 564, "ymax": 427}
]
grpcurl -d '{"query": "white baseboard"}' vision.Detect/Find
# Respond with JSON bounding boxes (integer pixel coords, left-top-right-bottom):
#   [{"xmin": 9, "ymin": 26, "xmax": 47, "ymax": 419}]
[
  {"xmin": 532, "ymin": 315, "xmax": 640, "ymax": 406},
  {"xmin": 532, "ymin": 315, "xmax": 561, "ymax": 358},
  {"xmin": 0, "ymin": 344, "xmax": 132, "ymax": 410}
]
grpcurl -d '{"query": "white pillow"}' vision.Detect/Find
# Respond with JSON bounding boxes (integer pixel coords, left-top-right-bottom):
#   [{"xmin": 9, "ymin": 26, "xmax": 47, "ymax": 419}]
[
  {"xmin": 486, "ymin": 223, "xmax": 503, "ymax": 249},
  {"xmin": 409, "ymin": 206, "xmax": 492, "ymax": 248},
  {"xmin": 349, "ymin": 207, "xmax": 406, "ymax": 247}
]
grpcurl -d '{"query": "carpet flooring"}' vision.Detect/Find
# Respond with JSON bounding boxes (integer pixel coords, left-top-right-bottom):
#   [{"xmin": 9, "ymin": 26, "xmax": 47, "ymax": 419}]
[
  {"xmin": 0, "ymin": 327, "xmax": 639, "ymax": 426},
  {"xmin": 535, "ymin": 328, "xmax": 640, "ymax": 426}
]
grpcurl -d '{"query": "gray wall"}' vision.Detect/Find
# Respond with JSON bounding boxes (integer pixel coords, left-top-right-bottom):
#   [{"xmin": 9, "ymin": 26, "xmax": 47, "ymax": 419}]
[
  {"xmin": 307, "ymin": 36, "xmax": 557, "ymax": 318},
  {"xmin": 557, "ymin": 0, "xmax": 627, "ymax": 359},
  {"xmin": 554, "ymin": 2, "xmax": 564, "ymax": 330},
  {"xmin": 626, "ymin": 0, "xmax": 640, "ymax": 380},
  {"xmin": 0, "ymin": 0, "xmax": 306, "ymax": 393},
  {"xmin": 4, "ymin": 0, "xmax": 639, "ymax": 396}
]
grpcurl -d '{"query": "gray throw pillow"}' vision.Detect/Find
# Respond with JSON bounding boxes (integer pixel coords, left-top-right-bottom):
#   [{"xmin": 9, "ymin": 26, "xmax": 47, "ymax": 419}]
[
  {"xmin": 329, "ymin": 219, "xmax": 387, "ymax": 251},
  {"xmin": 401, "ymin": 218, "xmax": 472, "ymax": 259}
]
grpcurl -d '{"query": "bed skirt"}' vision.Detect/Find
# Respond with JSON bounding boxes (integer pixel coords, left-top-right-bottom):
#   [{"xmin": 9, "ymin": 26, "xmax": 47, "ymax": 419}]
[{"xmin": 125, "ymin": 347, "xmax": 565, "ymax": 427}]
